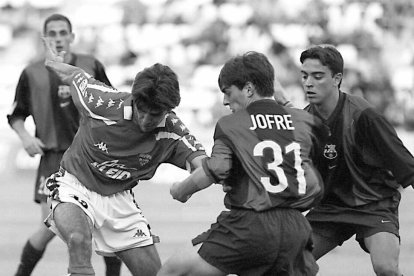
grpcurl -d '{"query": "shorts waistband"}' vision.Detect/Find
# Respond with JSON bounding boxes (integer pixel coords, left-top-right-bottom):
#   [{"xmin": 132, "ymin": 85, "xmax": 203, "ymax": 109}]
[{"xmin": 58, "ymin": 167, "xmax": 78, "ymax": 182}]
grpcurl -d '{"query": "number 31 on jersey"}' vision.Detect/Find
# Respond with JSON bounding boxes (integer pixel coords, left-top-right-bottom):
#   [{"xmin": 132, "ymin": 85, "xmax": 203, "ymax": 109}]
[{"xmin": 253, "ymin": 140, "xmax": 306, "ymax": 194}]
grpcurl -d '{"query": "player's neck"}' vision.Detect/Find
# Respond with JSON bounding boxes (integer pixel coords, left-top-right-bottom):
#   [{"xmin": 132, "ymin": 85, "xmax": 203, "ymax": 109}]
[
  {"xmin": 63, "ymin": 52, "xmax": 73, "ymax": 64},
  {"xmin": 315, "ymin": 90, "xmax": 340, "ymax": 120}
]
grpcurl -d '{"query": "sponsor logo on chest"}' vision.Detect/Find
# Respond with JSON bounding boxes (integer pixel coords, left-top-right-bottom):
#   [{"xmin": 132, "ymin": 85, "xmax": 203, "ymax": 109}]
[
  {"xmin": 91, "ymin": 160, "xmax": 135, "ymax": 180},
  {"xmin": 138, "ymin": 153, "xmax": 152, "ymax": 166}
]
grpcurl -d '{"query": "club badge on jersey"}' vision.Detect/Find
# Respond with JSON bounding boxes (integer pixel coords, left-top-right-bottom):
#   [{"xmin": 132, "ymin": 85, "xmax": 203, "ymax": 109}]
[
  {"xmin": 58, "ymin": 85, "xmax": 71, "ymax": 108},
  {"xmin": 323, "ymin": 144, "xmax": 337, "ymax": 159}
]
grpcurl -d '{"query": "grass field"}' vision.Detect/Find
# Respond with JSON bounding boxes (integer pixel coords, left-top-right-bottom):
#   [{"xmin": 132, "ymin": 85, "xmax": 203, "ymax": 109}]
[{"xmin": 2, "ymin": 128, "xmax": 414, "ymax": 276}]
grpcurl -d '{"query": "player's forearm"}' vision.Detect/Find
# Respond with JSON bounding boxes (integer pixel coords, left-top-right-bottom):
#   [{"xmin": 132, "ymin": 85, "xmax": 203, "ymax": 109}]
[
  {"xmin": 171, "ymin": 167, "xmax": 213, "ymax": 202},
  {"xmin": 45, "ymin": 60, "xmax": 79, "ymax": 84},
  {"xmin": 10, "ymin": 119, "xmax": 31, "ymax": 141}
]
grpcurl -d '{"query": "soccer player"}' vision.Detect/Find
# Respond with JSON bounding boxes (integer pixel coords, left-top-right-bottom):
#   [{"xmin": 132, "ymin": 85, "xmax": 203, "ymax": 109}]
[
  {"xmin": 157, "ymin": 51, "xmax": 326, "ymax": 276},
  {"xmin": 7, "ymin": 14, "xmax": 122, "ymax": 276},
  {"xmin": 299, "ymin": 44, "xmax": 414, "ymax": 276},
  {"xmin": 41, "ymin": 33, "xmax": 206, "ymax": 276}
]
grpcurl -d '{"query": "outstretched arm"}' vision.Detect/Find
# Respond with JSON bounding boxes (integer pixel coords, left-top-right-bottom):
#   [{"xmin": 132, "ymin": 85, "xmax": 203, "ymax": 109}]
[
  {"xmin": 170, "ymin": 166, "xmax": 213, "ymax": 203},
  {"xmin": 42, "ymin": 37, "xmax": 81, "ymax": 83}
]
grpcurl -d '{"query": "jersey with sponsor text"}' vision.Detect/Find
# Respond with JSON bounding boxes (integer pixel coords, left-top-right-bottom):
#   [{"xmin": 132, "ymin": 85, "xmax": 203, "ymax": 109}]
[
  {"xmin": 60, "ymin": 70, "xmax": 206, "ymax": 195},
  {"xmin": 202, "ymin": 99, "xmax": 326, "ymax": 211}
]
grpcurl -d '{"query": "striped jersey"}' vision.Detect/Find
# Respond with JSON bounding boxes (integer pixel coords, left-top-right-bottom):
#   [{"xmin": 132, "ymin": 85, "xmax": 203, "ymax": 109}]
[
  {"xmin": 306, "ymin": 91, "xmax": 414, "ymax": 207},
  {"xmin": 60, "ymin": 69, "xmax": 206, "ymax": 195},
  {"xmin": 202, "ymin": 99, "xmax": 326, "ymax": 212},
  {"xmin": 7, "ymin": 54, "xmax": 111, "ymax": 151}
]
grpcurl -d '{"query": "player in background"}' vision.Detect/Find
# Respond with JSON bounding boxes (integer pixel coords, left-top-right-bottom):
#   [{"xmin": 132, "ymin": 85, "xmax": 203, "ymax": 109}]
[
  {"xmin": 296, "ymin": 44, "xmax": 414, "ymax": 276},
  {"xmin": 41, "ymin": 34, "xmax": 207, "ymax": 276},
  {"xmin": 7, "ymin": 14, "xmax": 122, "ymax": 276},
  {"xmin": 157, "ymin": 51, "xmax": 327, "ymax": 276}
]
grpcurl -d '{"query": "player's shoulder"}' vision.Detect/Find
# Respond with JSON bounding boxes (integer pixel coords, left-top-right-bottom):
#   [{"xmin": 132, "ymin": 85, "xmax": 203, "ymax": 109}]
[
  {"xmin": 346, "ymin": 92, "xmax": 372, "ymax": 109},
  {"xmin": 344, "ymin": 92, "xmax": 382, "ymax": 122},
  {"xmin": 162, "ymin": 112, "xmax": 191, "ymax": 136},
  {"xmin": 217, "ymin": 110, "xmax": 244, "ymax": 125},
  {"xmin": 287, "ymin": 106, "xmax": 317, "ymax": 122},
  {"xmin": 24, "ymin": 58, "xmax": 47, "ymax": 71},
  {"xmin": 73, "ymin": 53, "xmax": 104, "ymax": 73},
  {"xmin": 74, "ymin": 53, "xmax": 98, "ymax": 62}
]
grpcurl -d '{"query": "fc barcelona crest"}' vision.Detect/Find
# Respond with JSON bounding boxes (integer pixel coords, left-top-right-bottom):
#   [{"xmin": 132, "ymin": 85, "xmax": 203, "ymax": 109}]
[{"xmin": 323, "ymin": 144, "xmax": 337, "ymax": 159}]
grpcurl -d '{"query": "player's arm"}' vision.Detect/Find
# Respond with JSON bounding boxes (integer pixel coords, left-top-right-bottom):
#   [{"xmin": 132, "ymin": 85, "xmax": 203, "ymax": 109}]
[
  {"xmin": 360, "ymin": 112, "xmax": 414, "ymax": 189},
  {"xmin": 170, "ymin": 139, "xmax": 233, "ymax": 202},
  {"xmin": 170, "ymin": 166, "xmax": 213, "ymax": 203},
  {"xmin": 8, "ymin": 70, "xmax": 45, "ymax": 156},
  {"xmin": 42, "ymin": 37, "xmax": 80, "ymax": 83},
  {"xmin": 10, "ymin": 119, "xmax": 45, "ymax": 157}
]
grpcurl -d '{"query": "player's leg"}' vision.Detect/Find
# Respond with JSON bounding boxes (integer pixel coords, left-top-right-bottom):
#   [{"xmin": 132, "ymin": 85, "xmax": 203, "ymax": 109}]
[
  {"xmin": 103, "ymin": 255, "xmax": 122, "ymax": 276},
  {"xmin": 15, "ymin": 174, "xmax": 56, "ymax": 276},
  {"xmin": 308, "ymin": 221, "xmax": 354, "ymax": 260},
  {"xmin": 29, "ymin": 201, "xmax": 56, "ymax": 249},
  {"xmin": 157, "ymin": 243, "xmax": 226, "ymax": 276},
  {"xmin": 271, "ymin": 211, "xmax": 319, "ymax": 276},
  {"xmin": 53, "ymin": 202, "xmax": 95, "ymax": 275},
  {"xmin": 310, "ymin": 231, "xmax": 338, "ymax": 260},
  {"xmin": 364, "ymin": 232, "xmax": 401, "ymax": 276},
  {"xmin": 115, "ymin": 245, "xmax": 161, "ymax": 276},
  {"xmin": 15, "ymin": 202, "xmax": 56, "ymax": 276}
]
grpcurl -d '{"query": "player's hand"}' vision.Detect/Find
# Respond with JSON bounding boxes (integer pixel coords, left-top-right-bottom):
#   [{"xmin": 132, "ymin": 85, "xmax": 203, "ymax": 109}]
[
  {"xmin": 273, "ymin": 77, "xmax": 292, "ymax": 106},
  {"xmin": 21, "ymin": 135, "xmax": 45, "ymax": 157},
  {"xmin": 41, "ymin": 37, "xmax": 65, "ymax": 64},
  {"xmin": 170, "ymin": 182, "xmax": 191, "ymax": 203}
]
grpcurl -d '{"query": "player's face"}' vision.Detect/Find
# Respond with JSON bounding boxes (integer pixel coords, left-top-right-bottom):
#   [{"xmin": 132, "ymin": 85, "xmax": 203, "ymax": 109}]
[
  {"xmin": 301, "ymin": 58, "xmax": 341, "ymax": 106},
  {"xmin": 221, "ymin": 84, "xmax": 248, "ymax": 113},
  {"xmin": 133, "ymin": 103, "xmax": 168, "ymax": 132},
  {"xmin": 44, "ymin": 20, "xmax": 74, "ymax": 55}
]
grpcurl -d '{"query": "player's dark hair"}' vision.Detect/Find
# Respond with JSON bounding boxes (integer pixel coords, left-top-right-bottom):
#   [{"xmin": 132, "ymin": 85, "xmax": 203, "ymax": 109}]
[
  {"xmin": 43, "ymin": 14, "xmax": 72, "ymax": 34},
  {"xmin": 300, "ymin": 45, "xmax": 344, "ymax": 76},
  {"xmin": 218, "ymin": 51, "xmax": 275, "ymax": 97},
  {"xmin": 131, "ymin": 63, "xmax": 181, "ymax": 112}
]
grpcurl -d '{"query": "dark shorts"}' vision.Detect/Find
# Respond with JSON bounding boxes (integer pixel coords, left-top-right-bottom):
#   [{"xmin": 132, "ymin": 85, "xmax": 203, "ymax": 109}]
[
  {"xmin": 192, "ymin": 208, "xmax": 318, "ymax": 276},
  {"xmin": 34, "ymin": 151, "xmax": 64, "ymax": 203},
  {"xmin": 306, "ymin": 196, "xmax": 400, "ymax": 252}
]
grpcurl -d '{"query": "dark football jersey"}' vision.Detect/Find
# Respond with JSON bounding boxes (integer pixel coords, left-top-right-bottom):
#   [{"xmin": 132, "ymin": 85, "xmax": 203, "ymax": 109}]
[
  {"xmin": 7, "ymin": 54, "xmax": 111, "ymax": 151},
  {"xmin": 203, "ymin": 99, "xmax": 325, "ymax": 211},
  {"xmin": 306, "ymin": 91, "xmax": 414, "ymax": 207},
  {"xmin": 60, "ymin": 70, "xmax": 206, "ymax": 195}
]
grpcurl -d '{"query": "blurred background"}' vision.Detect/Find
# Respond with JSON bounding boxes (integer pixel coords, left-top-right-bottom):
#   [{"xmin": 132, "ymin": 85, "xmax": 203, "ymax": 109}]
[
  {"xmin": 1, "ymin": 0, "xmax": 414, "ymax": 275},
  {"xmin": 1, "ymin": 0, "xmax": 414, "ymax": 172},
  {"xmin": 1, "ymin": 0, "xmax": 414, "ymax": 171}
]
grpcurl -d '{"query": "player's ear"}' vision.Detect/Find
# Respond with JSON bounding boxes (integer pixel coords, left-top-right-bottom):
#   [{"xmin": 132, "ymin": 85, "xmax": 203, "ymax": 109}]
[
  {"xmin": 69, "ymin": 32, "xmax": 75, "ymax": 43},
  {"xmin": 245, "ymin": 82, "xmax": 254, "ymax": 97},
  {"xmin": 333, "ymin": 73, "xmax": 342, "ymax": 87}
]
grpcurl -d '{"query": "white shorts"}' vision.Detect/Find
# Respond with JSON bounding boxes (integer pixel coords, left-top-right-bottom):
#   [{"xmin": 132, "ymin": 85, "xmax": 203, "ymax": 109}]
[{"xmin": 45, "ymin": 170, "xmax": 156, "ymax": 256}]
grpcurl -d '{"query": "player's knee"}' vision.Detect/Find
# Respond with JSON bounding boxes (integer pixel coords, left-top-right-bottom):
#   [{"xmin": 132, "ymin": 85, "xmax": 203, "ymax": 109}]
[
  {"xmin": 67, "ymin": 231, "xmax": 92, "ymax": 252},
  {"xmin": 157, "ymin": 258, "xmax": 186, "ymax": 276},
  {"xmin": 372, "ymin": 262, "xmax": 400, "ymax": 276},
  {"xmin": 157, "ymin": 264, "xmax": 178, "ymax": 276}
]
